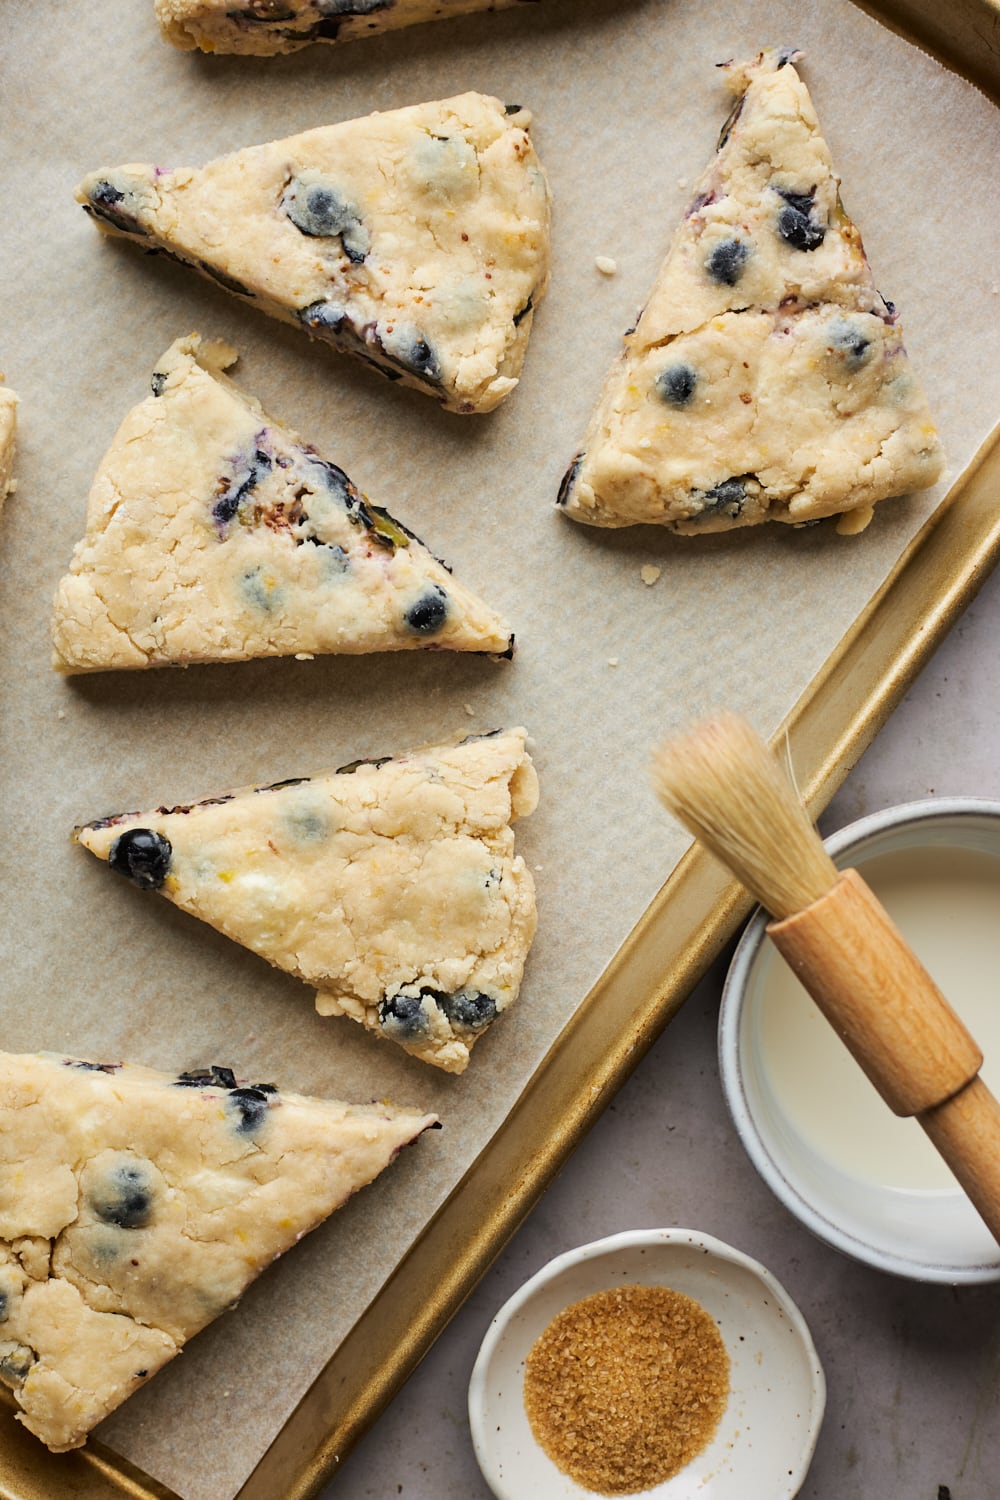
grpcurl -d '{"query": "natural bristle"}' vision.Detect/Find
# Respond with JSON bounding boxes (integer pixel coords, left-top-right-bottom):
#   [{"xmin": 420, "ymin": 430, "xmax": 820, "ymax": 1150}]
[{"xmin": 651, "ymin": 712, "xmax": 838, "ymax": 919}]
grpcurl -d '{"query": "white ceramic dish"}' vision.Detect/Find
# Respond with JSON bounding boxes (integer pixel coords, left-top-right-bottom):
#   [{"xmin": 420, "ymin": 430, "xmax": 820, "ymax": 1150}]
[
  {"xmin": 720, "ymin": 797, "xmax": 1000, "ymax": 1285},
  {"xmin": 468, "ymin": 1228, "xmax": 825, "ymax": 1500}
]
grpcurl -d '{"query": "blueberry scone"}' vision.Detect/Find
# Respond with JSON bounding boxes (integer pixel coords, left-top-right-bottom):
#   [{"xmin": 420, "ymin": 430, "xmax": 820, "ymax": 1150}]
[
  {"xmin": 51, "ymin": 336, "xmax": 513, "ymax": 673},
  {"xmin": 76, "ymin": 729, "xmax": 539, "ymax": 1073},
  {"xmin": 0, "ymin": 382, "xmax": 18, "ymax": 513},
  {"xmin": 558, "ymin": 50, "xmax": 944, "ymax": 533},
  {"xmin": 157, "ymin": 0, "xmax": 542, "ymax": 55},
  {"xmin": 0, "ymin": 1050, "xmax": 435, "ymax": 1451},
  {"xmin": 77, "ymin": 95, "xmax": 550, "ymax": 414}
]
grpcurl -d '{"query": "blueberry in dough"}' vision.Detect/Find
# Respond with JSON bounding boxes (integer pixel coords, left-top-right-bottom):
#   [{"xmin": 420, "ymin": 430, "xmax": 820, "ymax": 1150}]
[
  {"xmin": 379, "ymin": 990, "xmax": 430, "ymax": 1040},
  {"xmin": 85, "ymin": 181, "xmax": 146, "ymax": 236},
  {"xmin": 228, "ymin": 1087, "xmax": 271, "ymax": 1134},
  {"xmin": 776, "ymin": 189, "xmax": 825, "ymax": 251},
  {"xmin": 437, "ymin": 989, "xmax": 497, "ymax": 1033},
  {"xmin": 404, "ymin": 584, "xmax": 449, "ymax": 635},
  {"xmin": 282, "ymin": 178, "xmax": 368, "ymax": 263},
  {"xmin": 705, "ymin": 238, "xmax": 749, "ymax": 286},
  {"xmin": 90, "ymin": 1161, "xmax": 154, "ymax": 1230},
  {"xmin": 655, "ymin": 363, "xmax": 697, "ymax": 406},
  {"xmin": 828, "ymin": 318, "xmax": 873, "ymax": 370},
  {"xmin": 108, "ymin": 829, "xmax": 172, "ymax": 890},
  {"xmin": 299, "ymin": 301, "xmax": 347, "ymax": 336}
]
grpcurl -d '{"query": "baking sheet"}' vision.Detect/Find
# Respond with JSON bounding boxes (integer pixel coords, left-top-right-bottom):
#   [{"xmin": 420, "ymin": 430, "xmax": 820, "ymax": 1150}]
[{"xmin": 2, "ymin": 2, "xmax": 999, "ymax": 1496}]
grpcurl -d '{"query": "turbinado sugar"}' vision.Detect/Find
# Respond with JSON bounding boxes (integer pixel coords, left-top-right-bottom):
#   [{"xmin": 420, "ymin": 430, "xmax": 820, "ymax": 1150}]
[{"xmin": 523, "ymin": 1284, "xmax": 729, "ymax": 1495}]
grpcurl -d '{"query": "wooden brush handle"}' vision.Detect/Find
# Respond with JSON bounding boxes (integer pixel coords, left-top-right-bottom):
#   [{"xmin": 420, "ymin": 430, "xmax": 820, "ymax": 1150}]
[{"xmin": 769, "ymin": 868, "xmax": 1000, "ymax": 1246}]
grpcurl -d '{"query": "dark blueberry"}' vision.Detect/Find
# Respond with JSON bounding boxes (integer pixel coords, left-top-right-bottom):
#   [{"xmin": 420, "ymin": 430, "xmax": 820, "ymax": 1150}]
[
  {"xmin": 213, "ymin": 447, "xmax": 271, "ymax": 528},
  {"xmin": 775, "ymin": 190, "xmax": 825, "ymax": 252},
  {"xmin": 150, "ymin": 372, "xmax": 167, "ymax": 398},
  {"xmin": 513, "ymin": 294, "xmax": 534, "ymax": 327},
  {"xmin": 66, "ymin": 1059, "xmax": 121, "ymax": 1073},
  {"xmin": 828, "ymin": 319, "xmax": 873, "ymax": 370},
  {"xmin": 655, "ymin": 362, "xmax": 697, "ymax": 406},
  {"xmin": 0, "ymin": 1345, "xmax": 36, "ymax": 1388},
  {"xmin": 251, "ymin": 1082, "xmax": 279, "ymax": 1094},
  {"xmin": 228, "ymin": 1087, "xmax": 271, "ymax": 1135},
  {"xmin": 404, "ymin": 585, "xmax": 449, "ymax": 636},
  {"xmin": 135, "ymin": 1369, "xmax": 149, "ymax": 1379},
  {"xmin": 174, "ymin": 1070, "xmax": 215, "ymax": 1087},
  {"xmin": 197, "ymin": 260, "xmax": 255, "ymax": 297},
  {"xmin": 336, "ymin": 755, "xmax": 391, "ymax": 774},
  {"xmin": 504, "ymin": 103, "xmax": 523, "ymax": 115},
  {"xmin": 85, "ymin": 180, "xmax": 147, "ymax": 236},
  {"xmin": 91, "ymin": 1162, "xmax": 153, "ymax": 1230},
  {"xmin": 211, "ymin": 1065, "xmax": 238, "ymax": 1089},
  {"xmin": 379, "ymin": 990, "xmax": 430, "ymax": 1040},
  {"xmin": 258, "ymin": 776, "xmax": 310, "ymax": 793},
  {"xmin": 0, "ymin": 1291, "xmax": 7, "ymax": 1323},
  {"xmin": 556, "ymin": 452, "xmax": 584, "ymax": 507},
  {"xmin": 380, "ymin": 332, "xmax": 441, "ymax": 384},
  {"xmin": 701, "ymin": 476, "xmax": 750, "ymax": 519},
  {"xmin": 284, "ymin": 181, "xmax": 353, "ymax": 239},
  {"xmin": 437, "ymin": 989, "xmax": 498, "ymax": 1033},
  {"xmin": 299, "ymin": 301, "xmax": 348, "ymax": 336},
  {"xmin": 705, "ymin": 238, "xmax": 749, "ymax": 286},
  {"xmin": 108, "ymin": 828, "xmax": 172, "ymax": 890},
  {"xmin": 311, "ymin": 458, "xmax": 360, "ymax": 512}
]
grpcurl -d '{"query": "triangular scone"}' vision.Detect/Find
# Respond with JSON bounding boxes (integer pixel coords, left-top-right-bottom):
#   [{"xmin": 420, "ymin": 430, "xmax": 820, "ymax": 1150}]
[
  {"xmin": 0, "ymin": 382, "xmax": 17, "ymax": 512},
  {"xmin": 76, "ymin": 94, "xmax": 550, "ymax": 414},
  {"xmin": 51, "ymin": 336, "xmax": 513, "ymax": 673},
  {"xmin": 558, "ymin": 50, "xmax": 944, "ymax": 533},
  {"xmin": 76, "ymin": 729, "xmax": 539, "ymax": 1073},
  {"xmin": 0, "ymin": 1050, "xmax": 435, "ymax": 1452},
  {"xmin": 158, "ymin": 0, "xmax": 537, "ymax": 56}
]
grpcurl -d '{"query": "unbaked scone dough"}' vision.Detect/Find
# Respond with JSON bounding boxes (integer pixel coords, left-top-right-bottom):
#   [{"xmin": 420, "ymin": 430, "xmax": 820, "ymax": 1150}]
[
  {"xmin": 75, "ymin": 729, "xmax": 539, "ymax": 1073},
  {"xmin": 0, "ymin": 1050, "xmax": 435, "ymax": 1451},
  {"xmin": 76, "ymin": 94, "xmax": 550, "ymax": 414},
  {"xmin": 0, "ymin": 383, "xmax": 18, "ymax": 512},
  {"xmin": 157, "ymin": 0, "xmax": 541, "ymax": 55},
  {"xmin": 558, "ymin": 50, "xmax": 944, "ymax": 532},
  {"xmin": 51, "ymin": 336, "xmax": 513, "ymax": 673}
]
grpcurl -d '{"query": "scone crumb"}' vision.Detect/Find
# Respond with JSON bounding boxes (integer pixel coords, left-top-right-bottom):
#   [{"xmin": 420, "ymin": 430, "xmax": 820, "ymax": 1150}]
[
  {"xmin": 294, "ymin": 652, "xmax": 315, "ymax": 661},
  {"xmin": 607, "ymin": 656, "xmax": 619, "ymax": 667},
  {"xmin": 835, "ymin": 505, "xmax": 875, "ymax": 536},
  {"xmin": 640, "ymin": 564, "xmax": 662, "ymax": 586},
  {"xmin": 464, "ymin": 702, "xmax": 476, "ymax": 716},
  {"xmin": 595, "ymin": 255, "xmax": 618, "ymax": 276}
]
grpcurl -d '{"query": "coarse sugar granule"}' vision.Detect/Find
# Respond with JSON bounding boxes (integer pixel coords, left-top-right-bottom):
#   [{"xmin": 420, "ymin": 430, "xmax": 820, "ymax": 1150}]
[{"xmin": 522, "ymin": 1283, "xmax": 729, "ymax": 1495}]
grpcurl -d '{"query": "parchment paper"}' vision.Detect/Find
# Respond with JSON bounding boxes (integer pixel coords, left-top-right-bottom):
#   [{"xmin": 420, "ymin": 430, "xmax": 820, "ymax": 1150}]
[{"xmin": 2, "ymin": 2, "xmax": 999, "ymax": 1495}]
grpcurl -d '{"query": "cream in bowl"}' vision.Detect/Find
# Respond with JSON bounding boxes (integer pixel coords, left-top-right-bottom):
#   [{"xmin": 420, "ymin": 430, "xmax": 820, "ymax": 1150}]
[
  {"xmin": 720, "ymin": 798, "xmax": 1000, "ymax": 1283},
  {"xmin": 468, "ymin": 1228, "xmax": 825, "ymax": 1498}
]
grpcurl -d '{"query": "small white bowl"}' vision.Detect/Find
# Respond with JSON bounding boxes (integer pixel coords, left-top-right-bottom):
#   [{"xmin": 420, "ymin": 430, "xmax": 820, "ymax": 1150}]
[
  {"xmin": 720, "ymin": 797, "xmax": 1000, "ymax": 1284},
  {"xmin": 469, "ymin": 1228, "xmax": 825, "ymax": 1499}
]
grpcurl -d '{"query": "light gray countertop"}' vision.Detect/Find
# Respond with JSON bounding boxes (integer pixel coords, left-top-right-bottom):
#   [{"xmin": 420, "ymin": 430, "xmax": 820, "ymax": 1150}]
[{"xmin": 327, "ymin": 563, "xmax": 1000, "ymax": 1500}]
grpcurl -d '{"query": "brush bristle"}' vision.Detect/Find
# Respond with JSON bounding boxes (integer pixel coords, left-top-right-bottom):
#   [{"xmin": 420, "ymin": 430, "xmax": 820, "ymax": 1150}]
[{"xmin": 651, "ymin": 712, "xmax": 838, "ymax": 919}]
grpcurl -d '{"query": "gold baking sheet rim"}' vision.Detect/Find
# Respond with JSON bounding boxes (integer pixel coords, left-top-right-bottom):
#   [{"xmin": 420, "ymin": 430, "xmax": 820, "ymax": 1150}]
[{"xmin": 2, "ymin": 3, "xmax": 998, "ymax": 1495}]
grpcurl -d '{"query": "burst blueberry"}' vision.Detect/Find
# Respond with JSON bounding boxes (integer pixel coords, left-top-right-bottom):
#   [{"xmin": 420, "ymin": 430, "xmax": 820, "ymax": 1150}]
[{"xmin": 108, "ymin": 828, "xmax": 172, "ymax": 890}]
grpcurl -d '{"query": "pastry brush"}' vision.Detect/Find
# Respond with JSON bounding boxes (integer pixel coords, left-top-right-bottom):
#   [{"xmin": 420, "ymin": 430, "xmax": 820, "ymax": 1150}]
[{"xmin": 652, "ymin": 711, "xmax": 1000, "ymax": 1249}]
